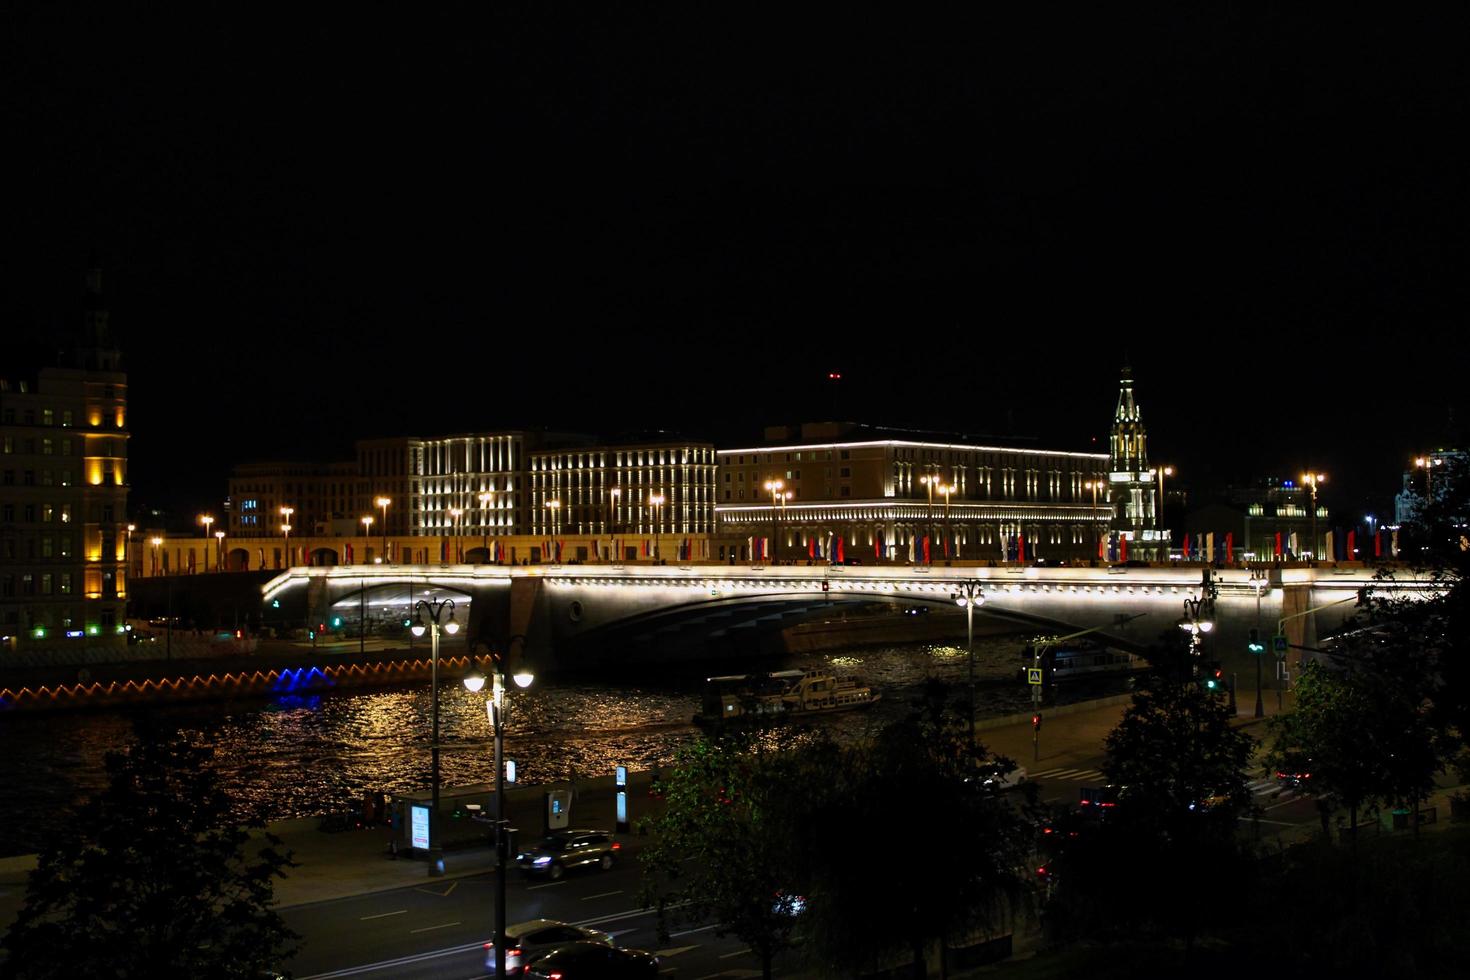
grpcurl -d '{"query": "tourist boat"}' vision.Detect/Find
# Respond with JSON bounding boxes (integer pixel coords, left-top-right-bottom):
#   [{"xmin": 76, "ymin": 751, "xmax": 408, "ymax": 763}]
[
  {"xmin": 694, "ymin": 669, "xmax": 881, "ymax": 727},
  {"xmin": 1020, "ymin": 640, "xmax": 1144, "ymax": 685}
]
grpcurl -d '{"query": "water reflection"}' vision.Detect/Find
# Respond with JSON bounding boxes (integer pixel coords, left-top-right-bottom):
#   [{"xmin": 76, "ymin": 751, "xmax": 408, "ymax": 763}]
[{"xmin": 0, "ymin": 636, "xmax": 1126, "ymax": 856}]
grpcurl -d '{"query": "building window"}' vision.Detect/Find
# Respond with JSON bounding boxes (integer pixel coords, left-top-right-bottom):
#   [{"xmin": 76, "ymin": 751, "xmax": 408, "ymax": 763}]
[
  {"xmin": 60, "ymin": 573, "xmax": 72, "ymax": 595},
  {"xmin": 41, "ymin": 573, "xmax": 52, "ymax": 594},
  {"xmin": 61, "ymin": 410, "xmax": 72, "ymax": 427},
  {"xmin": 840, "ymin": 486, "xmax": 851, "ymax": 497},
  {"xmin": 42, "ymin": 409, "xmax": 54, "ymax": 426}
]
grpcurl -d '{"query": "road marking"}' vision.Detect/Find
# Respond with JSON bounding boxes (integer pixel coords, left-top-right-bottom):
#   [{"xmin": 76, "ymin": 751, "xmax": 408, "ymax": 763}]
[
  {"xmin": 1058, "ymin": 771, "xmax": 1102, "ymax": 780},
  {"xmin": 527, "ymin": 880, "xmax": 568, "ymax": 890},
  {"xmin": 1241, "ymin": 816, "xmax": 1298, "ymax": 826},
  {"xmin": 583, "ymin": 889, "xmax": 625, "ymax": 900},
  {"xmin": 295, "ymin": 940, "xmax": 485, "ymax": 978},
  {"xmin": 409, "ymin": 921, "xmax": 462, "ymax": 934},
  {"xmin": 1263, "ymin": 797, "xmax": 1304, "ymax": 811},
  {"xmin": 608, "ymin": 929, "xmax": 638, "ymax": 938},
  {"xmin": 670, "ymin": 923, "xmax": 721, "ymax": 938},
  {"xmin": 719, "ymin": 947, "xmax": 752, "ymax": 959},
  {"xmin": 414, "ymin": 881, "xmax": 458, "ymax": 898},
  {"xmin": 657, "ymin": 944, "xmax": 701, "ymax": 955},
  {"xmin": 359, "ymin": 909, "xmax": 407, "ymax": 921}
]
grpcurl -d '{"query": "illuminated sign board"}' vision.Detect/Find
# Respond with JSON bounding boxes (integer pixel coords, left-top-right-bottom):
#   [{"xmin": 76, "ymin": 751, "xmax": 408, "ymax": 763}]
[{"xmin": 411, "ymin": 804, "xmax": 430, "ymax": 850}]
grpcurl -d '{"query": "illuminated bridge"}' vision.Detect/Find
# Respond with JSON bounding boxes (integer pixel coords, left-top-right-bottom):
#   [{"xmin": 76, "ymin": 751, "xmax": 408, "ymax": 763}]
[{"xmin": 259, "ymin": 562, "xmax": 1440, "ymax": 668}]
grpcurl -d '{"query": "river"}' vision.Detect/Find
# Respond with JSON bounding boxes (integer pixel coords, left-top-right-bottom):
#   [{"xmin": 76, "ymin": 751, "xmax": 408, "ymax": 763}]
[{"xmin": 0, "ymin": 637, "xmax": 1130, "ymax": 857}]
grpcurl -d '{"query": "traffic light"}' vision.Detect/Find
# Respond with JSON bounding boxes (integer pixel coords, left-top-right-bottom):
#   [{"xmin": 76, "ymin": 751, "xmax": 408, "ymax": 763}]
[
  {"xmin": 1032, "ymin": 713, "xmax": 1043, "ymax": 732},
  {"xmin": 1247, "ymin": 628, "xmax": 1265, "ymax": 654},
  {"xmin": 331, "ymin": 616, "xmax": 343, "ymax": 628},
  {"xmin": 1203, "ymin": 662, "xmax": 1225, "ymax": 690}
]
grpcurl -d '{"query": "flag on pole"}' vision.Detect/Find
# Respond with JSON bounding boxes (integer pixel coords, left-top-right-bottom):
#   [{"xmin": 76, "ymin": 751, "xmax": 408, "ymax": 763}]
[
  {"xmin": 1182, "ymin": 533, "xmax": 1191, "ymax": 560},
  {"xmin": 1347, "ymin": 530, "xmax": 1356, "ymax": 560},
  {"xmin": 808, "ymin": 538, "xmax": 815, "ymax": 559},
  {"xmin": 837, "ymin": 536, "xmax": 845, "ymax": 564},
  {"xmin": 1118, "ymin": 534, "xmax": 1126, "ymax": 563},
  {"xmin": 1275, "ymin": 532, "xmax": 1282, "ymax": 558},
  {"xmin": 923, "ymin": 536, "xmax": 930, "ymax": 564},
  {"xmin": 1374, "ymin": 530, "xmax": 1382, "ymax": 557},
  {"xmin": 1226, "ymin": 532, "xmax": 1233, "ymax": 564},
  {"xmin": 1018, "ymin": 532, "xmax": 1026, "ymax": 564}
]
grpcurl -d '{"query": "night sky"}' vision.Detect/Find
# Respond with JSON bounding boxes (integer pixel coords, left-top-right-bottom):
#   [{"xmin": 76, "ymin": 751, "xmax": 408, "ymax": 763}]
[{"xmin": 5, "ymin": 8, "xmax": 1466, "ymax": 522}]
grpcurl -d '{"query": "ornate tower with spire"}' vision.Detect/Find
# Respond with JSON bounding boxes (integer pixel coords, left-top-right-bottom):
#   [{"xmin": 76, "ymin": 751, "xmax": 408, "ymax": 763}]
[{"xmin": 1108, "ymin": 365, "xmax": 1163, "ymax": 559}]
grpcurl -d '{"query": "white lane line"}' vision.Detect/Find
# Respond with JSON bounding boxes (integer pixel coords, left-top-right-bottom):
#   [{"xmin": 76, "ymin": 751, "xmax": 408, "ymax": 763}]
[
  {"xmin": 670, "ymin": 922, "xmax": 720, "ymax": 940},
  {"xmin": 1059, "ymin": 772, "xmax": 1102, "ymax": 780},
  {"xmin": 583, "ymin": 889, "xmax": 625, "ymax": 900},
  {"xmin": 295, "ymin": 940, "xmax": 484, "ymax": 979},
  {"xmin": 409, "ymin": 921, "xmax": 462, "ymax": 934},
  {"xmin": 657, "ymin": 944, "xmax": 702, "ymax": 955},
  {"xmin": 719, "ymin": 947, "xmax": 753, "ymax": 959},
  {"xmin": 359, "ymin": 909, "xmax": 407, "ymax": 921},
  {"xmin": 528, "ymin": 880, "xmax": 568, "ymax": 890},
  {"xmin": 1034, "ymin": 768, "xmax": 1085, "ymax": 778},
  {"xmin": 1241, "ymin": 816, "xmax": 1298, "ymax": 826}
]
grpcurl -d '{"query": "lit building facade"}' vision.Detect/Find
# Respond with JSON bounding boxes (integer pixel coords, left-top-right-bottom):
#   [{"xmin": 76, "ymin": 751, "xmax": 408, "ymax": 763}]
[
  {"xmin": 1107, "ymin": 366, "xmax": 1168, "ymax": 559},
  {"xmin": 1186, "ymin": 479, "xmax": 1331, "ymax": 560},
  {"xmin": 0, "ymin": 267, "xmax": 129, "ymax": 649},
  {"xmin": 529, "ymin": 441, "xmax": 718, "ymax": 538},
  {"xmin": 714, "ymin": 422, "xmax": 1108, "ymax": 562},
  {"xmin": 228, "ymin": 460, "xmax": 360, "ymax": 538}
]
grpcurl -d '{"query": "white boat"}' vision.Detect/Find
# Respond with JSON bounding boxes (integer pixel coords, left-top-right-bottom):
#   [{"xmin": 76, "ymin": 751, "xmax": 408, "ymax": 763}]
[{"xmin": 695, "ymin": 669, "xmax": 880, "ymax": 726}]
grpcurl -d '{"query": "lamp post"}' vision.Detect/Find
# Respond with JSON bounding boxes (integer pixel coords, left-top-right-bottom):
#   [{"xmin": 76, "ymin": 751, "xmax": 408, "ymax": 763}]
[
  {"xmin": 939, "ymin": 483, "xmax": 956, "ymax": 559},
  {"xmin": 478, "ymin": 491, "xmax": 494, "ymax": 559},
  {"xmin": 1155, "ymin": 465, "xmax": 1174, "ymax": 559},
  {"xmin": 462, "ymin": 636, "xmax": 533, "ymax": 979},
  {"xmin": 1250, "ymin": 569, "xmax": 1267, "ymax": 718},
  {"xmin": 648, "ymin": 493, "xmax": 665, "ymax": 562},
  {"xmin": 280, "ymin": 506, "xmax": 294, "ymax": 568},
  {"xmin": 199, "ymin": 515, "xmax": 214, "ymax": 570},
  {"xmin": 762, "ymin": 479, "xmax": 783, "ymax": 563},
  {"xmin": 449, "ymin": 507, "xmax": 463, "ymax": 564},
  {"xmin": 919, "ymin": 472, "xmax": 938, "ymax": 564},
  {"xmin": 410, "ymin": 597, "xmax": 461, "ymax": 877},
  {"xmin": 1085, "ymin": 479, "xmax": 1104, "ymax": 559},
  {"xmin": 150, "ymin": 535, "xmax": 162, "ymax": 578},
  {"xmin": 952, "ymin": 581, "xmax": 987, "ymax": 750},
  {"xmin": 126, "ymin": 523, "xmax": 135, "ymax": 578},
  {"xmin": 1177, "ymin": 571, "xmax": 1218, "ymax": 679},
  {"xmin": 375, "ymin": 496, "xmax": 391, "ymax": 564},
  {"xmin": 215, "ymin": 530, "xmax": 225, "ymax": 572},
  {"xmin": 1301, "ymin": 472, "xmax": 1326, "ymax": 561}
]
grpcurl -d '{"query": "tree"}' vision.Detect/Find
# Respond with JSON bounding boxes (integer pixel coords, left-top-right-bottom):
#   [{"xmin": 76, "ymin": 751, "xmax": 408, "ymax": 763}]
[
  {"xmin": 792, "ymin": 681, "xmax": 1034, "ymax": 978},
  {"xmin": 2, "ymin": 721, "xmax": 298, "ymax": 979},
  {"xmin": 1044, "ymin": 657, "xmax": 1256, "ymax": 945},
  {"xmin": 638, "ymin": 730, "xmax": 811, "ymax": 980}
]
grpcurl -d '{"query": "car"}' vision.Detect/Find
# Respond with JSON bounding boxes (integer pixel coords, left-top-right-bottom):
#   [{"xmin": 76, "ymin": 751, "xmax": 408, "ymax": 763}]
[
  {"xmin": 483, "ymin": 919, "xmax": 613, "ymax": 975},
  {"xmin": 1275, "ymin": 766, "xmax": 1312, "ymax": 791},
  {"xmin": 1078, "ymin": 784, "xmax": 1124, "ymax": 810},
  {"xmin": 516, "ymin": 829, "xmax": 621, "ymax": 879},
  {"xmin": 524, "ymin": 942, "xmax": 660, "ymax": 979},
  {"xmin": 980, "ymin": 764, "xmax": 1028, "ymax": 791}
]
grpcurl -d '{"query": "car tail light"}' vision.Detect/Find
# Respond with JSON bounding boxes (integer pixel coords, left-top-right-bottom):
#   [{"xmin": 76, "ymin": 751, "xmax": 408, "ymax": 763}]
[
  {"xmin": 611, "ymin": 842, "xmax": 622, "ymax": 851},
  {"xmin": 549, "ymin": 973, "xmax": 564, "ymax": 980}
]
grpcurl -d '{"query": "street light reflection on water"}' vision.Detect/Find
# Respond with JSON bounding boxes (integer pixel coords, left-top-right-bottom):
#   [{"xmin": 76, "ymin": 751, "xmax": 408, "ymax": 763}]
[{"xmin": 0, "ymin": 637, "xmax": 1130, "ymax": 856}]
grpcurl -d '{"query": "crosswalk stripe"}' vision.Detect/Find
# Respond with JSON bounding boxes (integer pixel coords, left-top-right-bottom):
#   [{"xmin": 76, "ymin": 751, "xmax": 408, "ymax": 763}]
[
  {"xmin": 1058, "ymin": 771, "xmax": 1103, "ymax": 780},
  {"xmin": 1034, "ymin": 768, "xmax": 1089, "ymax": 778}
]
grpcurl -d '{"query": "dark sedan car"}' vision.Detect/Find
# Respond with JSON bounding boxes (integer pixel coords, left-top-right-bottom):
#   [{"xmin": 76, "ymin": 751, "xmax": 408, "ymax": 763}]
[
  {"xmin": 524, "ymin": 942, "xmax": 659, "ymax": 979},
  {"xmin": 515, "ymin": 829, "xmax": 621, "ymax": 880}
]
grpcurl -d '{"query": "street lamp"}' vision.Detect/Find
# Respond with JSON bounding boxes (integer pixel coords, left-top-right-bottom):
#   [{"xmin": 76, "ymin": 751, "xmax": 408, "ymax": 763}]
[
  {"xmin": 126, "ymin": 523, "xmax": 136, "ymax": 578},
  {"xmin": 375, "ymin": 496, "xmax": 391, "ymax": 564},
  {"xmin": 215, "ymin": 530, "xmax": 225, "ymax": 572},
  {"xmin": 648, "ymin": 493, "xmax": 665, "ymax": 562},
  {"xmin": 150, "ymin": 535, "xmax": 162, "ymax": 577},
  {"xmin": 449, "ymin": 507, "xmax": 463, "ymax": 564},
  {"xmin": 199, "ymin": 515, "xmax": 214, "ymax": 570},
  {"xmin": 762, "ymin": 479, "xmax": 784, "ymax": 564},
  {"xmin": 1177, "ymin": 572, "xmax": 1219, "ymax": 679},
  {"xmin": 939, "ymin": 483, "xmax": 956, "ymax": 559},
  {"xmin": 952, "ymin": 582, "xmax": 987, "ymax": 749},
  {"xmin": 280, "ymin": 506, "xmax": 294, "ymax": 567},
  {"xmin": 1155, "ymin": 465, "xmax": 1174, "ymax": 559},
  {"xmin": 1249, "ymin": 569, "xmax": 1268, "ymax": 718},
  {"xmin": 462, "ymin": 635, "xmax": 533, "ymax": 978},
  {"xmin": 1301, "ymin": 472, "xmax": 1326, "ymax": 561},
  {"xmin": 410, "ymin": 597, "xmax": 461, "ymax": 877},
  {"xmin": 1084, "ymin": 480, "xmax": 1105, "ymax": 559},
  {"xmin": 478, "ymin": 491, "xmax": 495, "ymax": 559},
  {"xmin": 360, "ymin": 515, "xmax": 373, "ymax": 565},
  {"xmin": 919, "ymin": 472, "xmax": 939, "ymax": 564}
]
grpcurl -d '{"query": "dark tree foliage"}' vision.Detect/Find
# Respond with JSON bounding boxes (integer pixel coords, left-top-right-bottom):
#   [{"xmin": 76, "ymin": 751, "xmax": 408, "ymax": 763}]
[
  {"xmin": 1044, "ymin": 656, "xmax": 1256, "ymax": 945},
  {"xmin": 1, "ymin": 721, "xmax": 298, "ymax": 980},
  {"xmin": 792, "ymin": 681, "xmax": 1034, "ymax": 978},
  {"xmin": 638, "ymin": 729, "xmax": 810, "ymax": 980}
]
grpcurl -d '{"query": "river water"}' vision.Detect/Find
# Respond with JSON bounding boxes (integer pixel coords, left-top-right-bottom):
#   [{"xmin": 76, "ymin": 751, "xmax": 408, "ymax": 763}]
[{"xmin": 0, "ymin": 637, "xmax": 1128, "ymax": 857}]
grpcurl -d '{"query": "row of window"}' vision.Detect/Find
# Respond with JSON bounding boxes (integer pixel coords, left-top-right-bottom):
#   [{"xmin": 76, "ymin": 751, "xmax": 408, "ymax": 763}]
[
  {"xmin": 0, "ymin": 503, "xmax": 76, "ymax": 524},
  {"xmin": 1, "ymin": 572, "xmax": 75, "ymax": 596}
]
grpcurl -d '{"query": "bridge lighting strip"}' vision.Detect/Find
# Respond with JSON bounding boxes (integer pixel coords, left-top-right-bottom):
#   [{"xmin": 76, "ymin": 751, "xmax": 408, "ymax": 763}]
[{"xmin": 717, "ymin": 439, "xmax": 1107, "ymax": 460}]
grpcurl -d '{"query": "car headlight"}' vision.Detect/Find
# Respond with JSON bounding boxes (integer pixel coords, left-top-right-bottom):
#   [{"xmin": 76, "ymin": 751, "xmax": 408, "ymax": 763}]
[{"xmin": 533, "ymin": 856, "xmax": 552, "ymax": 866}]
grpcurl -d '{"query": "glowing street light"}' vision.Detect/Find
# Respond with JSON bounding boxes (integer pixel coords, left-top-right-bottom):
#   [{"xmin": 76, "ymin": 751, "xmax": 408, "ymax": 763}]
[
  {"xmin": 360, "ymin": 515, "xmax": 374, "ymax": 565},
  {"xmin": 150, "ymin": 535, "xmax": 163, "ymax": 577},
  {"xmin": 952, "ymin": 581, "xmax": 987, "ymax": 747},
  {"xmin": 1084, "ymin": 479, "xmax": 1106, "ymax": 559},
  {"xmin": 478, "ymin": 491, "xmax": 495, "ymax": 558},
  {"xmin": 214, "ymin": 530, "xmax": 225, "ymax": 572},
  {"xmin": 280, "ymin": 506, "xmax": 294, "ymax": 568},
  {"xmin": 410, "ymin": 597, "xmax": 460, "ymax": 877},
  {"xmin": 762, "ymin": 479, "xmax": 784, "ymax": 563},
  {"xmin": 938, "ymin": 482, "xmax": 957, "ymax": 559},
  {"xmin": 648, "ymin": 493, "xmax": 665, "ymax": 562},
  {"xmin": 1156, "ymin": 465, "xmax": 1174, "ymax": 558},
  {"xmin": 198, "ymin": 515, "xmax": 214, "ymax": 570},
  {"xmin": 1301, "ymin": 472, "xmax": 1326, "ymax": 561},
  {"xmin": 449, "ymin": 507, "xmax": 463, "ymax": 563},
  {"xmin": 375, "ymin": 496, "xmax": 391, "ymax": 563}
]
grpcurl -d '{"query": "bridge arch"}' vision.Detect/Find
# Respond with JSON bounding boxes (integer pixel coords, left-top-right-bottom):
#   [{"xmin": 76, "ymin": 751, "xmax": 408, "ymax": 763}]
[{"xmin": 309, "ymin": 547, "xmax": 340, "ymax": 567}]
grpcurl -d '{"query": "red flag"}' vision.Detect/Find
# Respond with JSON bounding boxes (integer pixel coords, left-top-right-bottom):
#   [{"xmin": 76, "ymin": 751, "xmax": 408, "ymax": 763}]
[
  {"xmin": 1347, "ymin": 530, "xmax": 1356, "ymax": 560},
  {"xmin": 1183, "ymin": 533, "xmax": 1190, "ymax": 559},
  {"xmin": 837, "ymin": 537, "xmax": 845, "ymax": 564},
  {"xmin": 923, "ymin": 536, "xmax": 930, "ymax": 563},
  {"xmin": 808, "ymin": 538, "xmax": 815, "ymax": 558},
  {"xmin": 1018, "ymin": 533, "xmax": 1026, "ymax": 564},
  {"xmin": 1119, "ymin": 535, "xmax": 1127, "ymax": 562},
  {"xmin": 875, "ymin": 536, "xmax": 881, "ymax": 559},
  {"xmin": 1098, "ymin": 534, "xmax": 1106, "ymax": 559},
  {"xmin": 1375, "ymin": 530, "xmax": 1382, "ymax": 557},
  {"xmin": 1226, "ymin": 532, "xmax": 1233, "ymax": 564},
  {"xmin": 1275, "ymin": 532, "xmax": 1282, "ymax": 558}
]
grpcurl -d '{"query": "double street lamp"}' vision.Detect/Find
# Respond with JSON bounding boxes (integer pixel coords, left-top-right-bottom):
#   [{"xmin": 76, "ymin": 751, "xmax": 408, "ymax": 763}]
[
  {"xmin": 1084, "ymin": 479, "xmax": 1106, "ymax": 559},
  {"xmin": 410, "ymin": 597, "xmax": 460, "ymax": 877},
  {"xmin": 648, "ymin": 493, "xmax": 665, "ymax": 561},
  {"xmin": 280, "ymin": 506, "xmax": 294, "ymax": 568},
  {"xmin": 952, "ymin": 582, "xmax": 987, "ymax": 750},
  {"xmin": 462, "ymin": 637, "xmax": 534, "ymax": 979},
  {"xmin": 761, "ymin": 480, "xmax": 787, "ymax": 563},
  {"xmin": 1301, "ymin": 472, "xmax": 1326, "ymax": 561},
  {"xmin": 375, "ymin": 496, "xmax": 392, "ymax": 563},
  {"xmin": 478, "ymin": 491, "xmax": 495, "ymax": 559},
  {"xmin": 198, "ymin": 514, "xmax": 215, "ymax": 571},
  {"xmin": 449, "ymin": 507, "xmax": 463, "ymax": 563}
]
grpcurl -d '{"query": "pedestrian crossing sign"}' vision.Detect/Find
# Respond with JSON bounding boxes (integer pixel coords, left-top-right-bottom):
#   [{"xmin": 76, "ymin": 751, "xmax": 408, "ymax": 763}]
[
  {"xmin": 1273, "ymin": 634, "xmax": 1288, "ymax": 655},
  {"xmin": 1027, "ymin": 668, "xmax": 1044, "ymax": 686}
]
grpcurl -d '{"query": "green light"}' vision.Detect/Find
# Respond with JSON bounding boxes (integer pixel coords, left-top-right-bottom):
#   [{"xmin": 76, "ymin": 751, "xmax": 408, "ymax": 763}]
[
  {"xmin": 86, "ymin": 625, "xmax": 99, "ymax": 636},
  {"xmin": 33, "ymin": 627, "xmax": 46, "ymax": 639},
  {"xmin": 1205, "ymin": 679, "xmax": 1218, "ymax": 689},
  {"xmin": 115, "ymin": 625, "xmax": 126, "ymax": 634},
  {"xmin": 331, "ymin": 616, "xmax": 343, "ymax": 628},
  {"xmin": 308, "ymin": 630, "xmax": 316, "ymax": 640},
  {"xmin": 271, "ymin": 599, "xmax": 281, "ymax": 609}
]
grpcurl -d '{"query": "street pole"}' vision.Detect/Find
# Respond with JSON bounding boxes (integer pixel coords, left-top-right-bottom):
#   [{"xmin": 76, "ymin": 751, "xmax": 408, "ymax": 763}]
[
  {"xmin": 411, "ymin": 598, "xmax": 459, "ymax": 877},
  {"xmin": 493, "ymin": 669, "xmax": 507, "ymax": 976},
  {"xmin": 1253, "ymin": 573, "xmax": 1266, "ymax": 718}
]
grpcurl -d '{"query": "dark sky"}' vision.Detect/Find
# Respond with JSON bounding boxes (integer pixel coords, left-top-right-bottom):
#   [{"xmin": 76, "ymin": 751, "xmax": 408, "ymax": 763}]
[{"xmin": 5, "ymin": 8, "xmax": 1466, "ymax": 522}]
